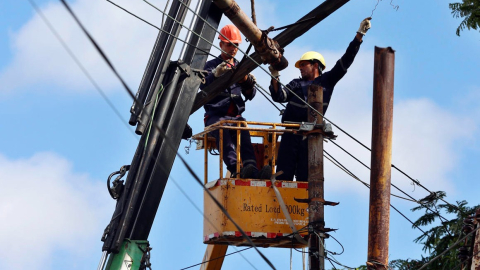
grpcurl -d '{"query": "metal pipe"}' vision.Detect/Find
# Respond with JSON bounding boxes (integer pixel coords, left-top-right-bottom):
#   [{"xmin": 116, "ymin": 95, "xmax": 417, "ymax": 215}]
[
  {"xmin": 470, "ymin": 209, "xmax": 480, "ymax": 270},
  {"xmin": 129, "ymin": 0, "xmax": 186, "ymax": 126},
  {"xmin": 220, "ymin": 129, "xmax": 224, "ymax": 179},
  {"xmin": 179, "ymin": 0, "xmax": 203, "ymax": 60},
  {"xmin": 204, "ymin": 133, "xmax": 208, "ymax": 184},
  {"xmin": 367, "ymin": 46, "xmax": 395, "ymax": 270},
  {"xmin": 307, "ymin": 84, "xmax": 325, "ymax": 270},
  {"xmin": 97, "ymin": 251, "xmax": 108, "ymax": 270},
  {"xmin": 212, "ymin": 0, "xmax": 288, "ymax": 70}
]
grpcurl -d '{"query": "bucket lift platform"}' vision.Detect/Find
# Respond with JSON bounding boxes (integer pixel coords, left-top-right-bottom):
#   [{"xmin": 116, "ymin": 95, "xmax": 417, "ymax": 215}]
[{"xmin": 192, "ymin": 120, "xmax": 309, "ymax": 253}]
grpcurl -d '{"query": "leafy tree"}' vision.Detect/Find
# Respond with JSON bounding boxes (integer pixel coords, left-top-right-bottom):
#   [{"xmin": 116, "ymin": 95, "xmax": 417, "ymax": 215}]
[
  {"xmin": 449, "ymin": 0, "xmax": 480, "ymax": 35},
  {"xmin": 388, "ymin": 191, "xmax": 479, "ymax": 270}
]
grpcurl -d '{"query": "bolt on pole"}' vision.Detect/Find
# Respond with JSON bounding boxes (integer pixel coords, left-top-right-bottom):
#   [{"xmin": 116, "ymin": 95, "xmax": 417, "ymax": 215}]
[
  {"xmin": 308, "ymin": 84, "xmax": 325, "ymax": 270},
  {"xmin": 366, "ymin": 46, "xmax": 395, "ymax": 270}
]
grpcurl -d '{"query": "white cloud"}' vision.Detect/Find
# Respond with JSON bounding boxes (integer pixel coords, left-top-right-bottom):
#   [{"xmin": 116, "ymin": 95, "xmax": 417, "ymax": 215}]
[
  {"xmin": 245, "ymin": 48, "xmax": 477, "ymax": 199},
  {"xmin": 0, "ymin": 0, "xmax": 167, "ymax": 96},
  {"xmin": 0, "ymin": 0, "xmax": 280, "ymax": 98},
  {"xmin": 0, "ymin": 152, "xmax": 113, "ymax": 270}
]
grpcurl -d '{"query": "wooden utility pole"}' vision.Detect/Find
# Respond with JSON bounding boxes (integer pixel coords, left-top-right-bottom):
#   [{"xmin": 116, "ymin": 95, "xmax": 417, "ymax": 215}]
[
  {"xmin": 308, "ymin": 85, "xmax": 325, "ymax": 270},
  {"xmin": 367, "ymin": 46, "xmax": 395, "ymax": 270}
]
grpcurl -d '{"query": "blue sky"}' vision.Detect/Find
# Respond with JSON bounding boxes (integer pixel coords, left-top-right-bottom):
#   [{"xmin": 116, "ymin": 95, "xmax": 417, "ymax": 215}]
[{"xmin": 1, "ymin": 0, "xmax": 480, "ymax": 269}]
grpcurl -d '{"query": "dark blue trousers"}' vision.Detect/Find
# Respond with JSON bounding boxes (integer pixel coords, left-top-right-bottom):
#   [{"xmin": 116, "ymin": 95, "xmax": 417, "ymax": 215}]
[
  {"xmin": 205, "ymin": 115, "xmax": 257, "ymax": 174},
  {"xmin": 276, "ymin": 132, "xmax": 308, "ymax": 181}
]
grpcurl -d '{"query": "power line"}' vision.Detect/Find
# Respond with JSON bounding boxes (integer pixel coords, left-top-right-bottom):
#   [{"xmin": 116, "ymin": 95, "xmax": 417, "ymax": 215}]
[
  {"xmin": 179, "ymin": 246, "xmax": 254, "ymax": 270},
  {"xmin": 26, "ymin": 0, "xmax": 137, "ymax": 139},
  {"xmin": 169, "ymin": 177, "xmax": 258, "ymax": 270},
  {"xmin": 105, "ymin": 0, "xmax": 229, "ymax": 65},
  {"xmin": 175, "ymin": 0, "xmax": 462, "ymax": 215},
  {"xmin": 323, "ymin": 150, "xmax": 427, "ymax": 235},
  {"xmin": 327, "ymin": 139, "xmax": 453, "ymax": 225},
  {"xmin": 58, "ymin": 1, "xmax": 276, "ymax": 268},
  {"xmin": 418, "ymin": 225, "xmax": 479, "ymax": 270}
]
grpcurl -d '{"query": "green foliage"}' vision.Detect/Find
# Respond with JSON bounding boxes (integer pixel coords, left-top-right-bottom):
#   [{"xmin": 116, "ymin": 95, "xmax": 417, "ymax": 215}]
[
  {"xmin": 449, "ymin": 0, "xmax": 480, "ymax": 36},
  {"xmin": 388, "ymin": 191, "xmax": 479, "ymax": 270}
]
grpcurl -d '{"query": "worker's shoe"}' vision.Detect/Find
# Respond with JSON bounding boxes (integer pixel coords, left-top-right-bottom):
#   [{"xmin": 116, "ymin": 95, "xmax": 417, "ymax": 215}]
[
  {"xmin": 240, "ymin": 164, "xmax": 258, "ymax": 179},
  {"xmin": 258, "ymin": 165, "xmax": 272, "ymax": 180}
]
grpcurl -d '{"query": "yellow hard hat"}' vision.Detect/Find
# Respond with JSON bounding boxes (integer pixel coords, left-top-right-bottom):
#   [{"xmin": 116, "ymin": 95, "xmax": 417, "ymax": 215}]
[{"xmin": 295, "ymin": 51, "xmax": 326, "ymax": 69}]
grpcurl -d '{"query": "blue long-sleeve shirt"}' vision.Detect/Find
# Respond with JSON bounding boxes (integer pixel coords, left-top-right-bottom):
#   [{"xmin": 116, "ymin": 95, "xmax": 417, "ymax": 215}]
[
  {"xmin": 270, "ymin": 37, "xmax": 362, "ymax": 123},
  {"xmin": 201, "ymin": 56, "xmax": 256, "ymax": 118}
]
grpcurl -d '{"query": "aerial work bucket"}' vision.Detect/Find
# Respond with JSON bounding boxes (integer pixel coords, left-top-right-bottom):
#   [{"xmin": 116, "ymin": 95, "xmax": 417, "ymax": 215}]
[{"xmin": 192, "ymin": 120, "xmax": 309, "ymax": 248}]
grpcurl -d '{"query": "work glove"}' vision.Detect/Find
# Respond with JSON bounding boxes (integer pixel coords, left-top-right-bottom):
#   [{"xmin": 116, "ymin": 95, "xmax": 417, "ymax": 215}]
[
  {"xmin": 357, "ymin": 17, "xmax": 372, "ymax": 35},
  {"xmin": 269, "ymin": 65, "xmax": 280, "ymax": 78},
  {"xmin": 248, "ymin": 73, "xmax": 256, "ymax": 84},
  {"xmin": 212, "ymin": 62, "xmax": 231, "ymax": 77},
  {"xmin": 239, "ymin": 73, "xmax": 256, "ymax": 90}
]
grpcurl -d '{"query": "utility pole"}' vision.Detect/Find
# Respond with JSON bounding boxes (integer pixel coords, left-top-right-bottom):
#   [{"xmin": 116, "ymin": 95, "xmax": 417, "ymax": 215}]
[
  {"xmin": 308, "ymin": 84, "xmax": 325, "ymax": 270},
  {"xmin": 366, "ymin": 46, "xmax": 395, "ymax": 270}
]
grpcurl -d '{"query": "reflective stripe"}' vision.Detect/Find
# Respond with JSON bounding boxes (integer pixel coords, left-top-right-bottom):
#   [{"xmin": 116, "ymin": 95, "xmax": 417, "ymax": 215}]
[
  {"xmin": 218, "ymin": 93, "xmax": 240, "ymax": 99},
  {"xmin": 288, "ymin": 101, "xmax": 308, "ymax": 108},
  {"xmin": 281, "ymin": 88, "xmax": 288, "ymax": 102},
  {"xmin": 339, "ymin": 58, "xmax": 346, "ymax": 72},
  {"xmin": 242, "ymin": 159, "xmax": 257, "ymax": 165}
]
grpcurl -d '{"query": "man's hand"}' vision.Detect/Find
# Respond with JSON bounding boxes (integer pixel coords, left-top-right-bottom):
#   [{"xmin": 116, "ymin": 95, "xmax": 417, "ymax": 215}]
[
  {"xmin": 357, "ymin": 17, "xmax": 372, "ymax": 35},
  {"xmin": 269, "ymin": 65, "xmax": 280, "ymax": 78},
  {"xmin": 249, "ymin": 73, "xmax": 256, "ymax": 84},
  {"xmin": 212, "ymin": 62, "xmax": 231, "ymax": 77},
  {"xmin": 239, "ymin": 73, "xmax": 256, "ymax": 90}
]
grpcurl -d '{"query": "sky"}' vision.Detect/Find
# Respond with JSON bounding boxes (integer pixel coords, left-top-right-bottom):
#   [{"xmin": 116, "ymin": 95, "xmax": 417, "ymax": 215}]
[{"xmin": 1, "ymin": 0, "xmax": 479, "ymax": 269}]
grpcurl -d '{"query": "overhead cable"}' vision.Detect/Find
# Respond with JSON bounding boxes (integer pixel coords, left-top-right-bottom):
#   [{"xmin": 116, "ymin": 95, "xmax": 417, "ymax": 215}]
[
  {"xmin": 106, "ymin": 0, "xmax": 231, "ymax": 64},
  {"xmin": 175, "ymin": 0, "xmax": 456, "ymax": 213},
  {"xmin": 328, "ymin": 139, "xmax": 453, "ymax": 224},
  {"xmin": 169, "ymin": 177, "xmax": 257, "ymax": 270},
  {"xmin": 26, "ymin": 0, "xmax": 137, "ymax": 139},
  {"xmin": 58, "ymin": 0, "xmax": 276, "ymax": 268},
  {"xmin": 418, "ymin": 225, "xmax": 479, "ymax": 270},
  {"xmin": 324, "ymin": 150, "xmax": 427, "ymax": 235}
]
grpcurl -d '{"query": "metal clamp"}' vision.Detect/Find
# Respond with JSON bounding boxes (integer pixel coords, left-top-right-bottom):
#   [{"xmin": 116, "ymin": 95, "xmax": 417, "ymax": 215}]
[{"xmin": 107, "ymin": 165, "xmax": 130, "ymax": 200}]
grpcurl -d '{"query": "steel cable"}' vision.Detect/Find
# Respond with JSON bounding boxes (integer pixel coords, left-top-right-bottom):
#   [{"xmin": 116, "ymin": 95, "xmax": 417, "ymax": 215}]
[
  {"xmin": 59, "ymin": 0, "xmax": 276, "ymax": 268},
  {"xmin": 26, "ymin": 0, "xmax": 137, "ymax": 139},
  {"xmin": 171, "ymin": 0, "xmax": 461, "ymax": 214},
  {"xmin": 169, "ymin": 177, "xmax": 258, "ymax": 270},
  {"xmin": 324, "ymin": 150, "xmax": 427, "ymax": 235},
  {"xmin": 327, "ymin": 139, "xmax": 454, "ymax": 225}
]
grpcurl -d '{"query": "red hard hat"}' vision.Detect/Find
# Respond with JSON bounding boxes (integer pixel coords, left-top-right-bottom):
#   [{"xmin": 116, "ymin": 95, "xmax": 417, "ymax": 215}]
[{"xmin": 218, "ymin": 24, "xmax": 242, "ymax": 43}]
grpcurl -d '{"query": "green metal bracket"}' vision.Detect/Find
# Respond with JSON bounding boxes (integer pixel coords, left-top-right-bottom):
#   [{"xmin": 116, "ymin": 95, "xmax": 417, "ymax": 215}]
[{"xmin": 105, "ymin": 239, "xmax": 149, "ymax": 270}]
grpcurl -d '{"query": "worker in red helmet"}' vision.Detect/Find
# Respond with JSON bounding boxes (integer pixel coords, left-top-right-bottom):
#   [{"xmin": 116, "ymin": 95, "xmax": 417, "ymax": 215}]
[
  {"xmin": 269, "ymin": 18, "xmax": 371, "ymax": 181},
  {"xmin": 200, "ymin": 24, "xmax": 271, "ymax": 179}
]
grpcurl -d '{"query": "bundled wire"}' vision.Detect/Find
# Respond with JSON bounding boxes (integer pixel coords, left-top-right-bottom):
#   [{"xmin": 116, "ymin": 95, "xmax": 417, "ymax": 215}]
[{"xmin": 57, "ymin": 0, "xmax": 277, "ymax": 268}]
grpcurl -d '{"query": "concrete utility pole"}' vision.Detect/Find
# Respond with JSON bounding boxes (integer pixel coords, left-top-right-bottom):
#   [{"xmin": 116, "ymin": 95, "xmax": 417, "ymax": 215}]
[
  {"xmin": 366, "ymin": 46, "xmax": 395, "ymax": 270},
  {"xmin": 308, "ymin": 85, "xmax": 325, "ymax": 270}
]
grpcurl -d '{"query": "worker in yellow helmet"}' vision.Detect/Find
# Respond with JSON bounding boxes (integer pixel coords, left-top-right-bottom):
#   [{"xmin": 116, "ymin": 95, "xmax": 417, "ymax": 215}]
[{"xmin": 268, "ymin": 18, "xmax": 371, "ymax": 182}]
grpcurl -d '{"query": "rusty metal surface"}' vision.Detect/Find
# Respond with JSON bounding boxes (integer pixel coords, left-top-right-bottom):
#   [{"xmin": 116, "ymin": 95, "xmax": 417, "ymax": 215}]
[
  {"xmin": 470, "ymin": 209, "xmax": 480, "ymax": 270},
  {"xmin": 367, "ymin": 46, "xmax": 395, "ymax": 269},
  {"xmin": 204, "ymin": 133, "xmax": 208, "ymax": 184},
  {"xmin": 212, "ymin": 0, "xmax": 286, "ymax": 67},
  {"xmin": 200, "ymin": 245, "xmax": 228, "ymax": 270},
  {"xmin": 191, "ymin": 0, "xmax": 351, "ymax": 114},
  {"xmin": 203, "ymin": 179, "xmax": 309, "ymax": 248},
  {"xmin": 307, "ymin": 84, "xmax": 324, "ymax": 270},
  {"xmin": 192, "ymin": 120, "xmax": 301, "ymax": 139}
]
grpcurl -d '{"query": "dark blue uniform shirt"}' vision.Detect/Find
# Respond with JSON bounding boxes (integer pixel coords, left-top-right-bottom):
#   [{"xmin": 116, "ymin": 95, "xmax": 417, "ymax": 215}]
[
  {"xmin": 201, "ymin": 56, "xmax": 256, "ymax": 118},
  {"xmin": 269, "ymin": 37, "xmax": 362, "ymax": 122}
]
